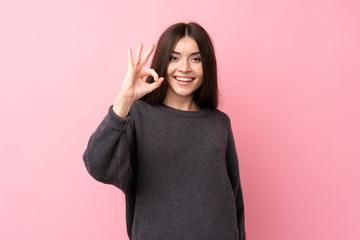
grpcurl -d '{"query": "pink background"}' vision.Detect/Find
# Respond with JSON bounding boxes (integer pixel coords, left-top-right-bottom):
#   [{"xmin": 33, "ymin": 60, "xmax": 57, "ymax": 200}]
[{"xmin": 1, "ymin": 0, "xmax": 359, "ymax": 239}]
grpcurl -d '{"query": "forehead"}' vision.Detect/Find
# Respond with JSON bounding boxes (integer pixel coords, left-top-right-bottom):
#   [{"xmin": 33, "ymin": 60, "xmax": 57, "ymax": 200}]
[{"xmin": 173, "ymin": 36, "xmax": 200, "ymax": 53}]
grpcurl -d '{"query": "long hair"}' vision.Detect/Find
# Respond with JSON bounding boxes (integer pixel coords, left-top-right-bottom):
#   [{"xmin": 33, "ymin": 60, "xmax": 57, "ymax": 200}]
[{"xmin": 141, "ymin": 22, "xmax": 218, "ymax": 109}]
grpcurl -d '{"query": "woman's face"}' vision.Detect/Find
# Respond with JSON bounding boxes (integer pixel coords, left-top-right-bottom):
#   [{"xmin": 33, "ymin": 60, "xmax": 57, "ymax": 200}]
[{"xmin": 166, "ymin": 36, "xmax": 203, "ymax": 101}]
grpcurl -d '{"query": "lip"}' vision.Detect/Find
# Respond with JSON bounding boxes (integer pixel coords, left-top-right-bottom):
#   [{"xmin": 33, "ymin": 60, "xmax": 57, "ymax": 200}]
[
  {"xmin": 173, "ymin": 76, "xmax": 194, "ymax": 86},
  {"xmin": 174, "ymin": 76, "xmax": 195, "ymax": 81}
]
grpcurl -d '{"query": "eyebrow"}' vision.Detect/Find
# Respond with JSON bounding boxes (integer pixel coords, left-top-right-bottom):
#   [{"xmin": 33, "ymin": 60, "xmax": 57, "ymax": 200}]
[{"xmin": 172, "ymin": 51, "xmax": 201, "ymax": 56}]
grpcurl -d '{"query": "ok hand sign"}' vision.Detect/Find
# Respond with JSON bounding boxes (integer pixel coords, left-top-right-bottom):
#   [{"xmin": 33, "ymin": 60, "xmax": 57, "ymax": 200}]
[
  {"xmin": 120, "ymin": 44, "xmax": 164, "ymax": 100},
  {"xmin": 113, "ymin": 44, "xmax": 164, "ymax": 117}
]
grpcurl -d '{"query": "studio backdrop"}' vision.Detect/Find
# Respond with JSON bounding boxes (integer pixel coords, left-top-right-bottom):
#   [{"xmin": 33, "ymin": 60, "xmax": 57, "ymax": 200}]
[{"xmin": 1, "ymin": 0, "xmax": 359, "ymax": 239}]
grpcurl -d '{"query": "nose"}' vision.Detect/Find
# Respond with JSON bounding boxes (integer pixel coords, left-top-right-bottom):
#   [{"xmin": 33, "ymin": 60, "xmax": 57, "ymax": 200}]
[{"xmin": 179, "ymin": 59, "xmax": 191, "ymax": 72}]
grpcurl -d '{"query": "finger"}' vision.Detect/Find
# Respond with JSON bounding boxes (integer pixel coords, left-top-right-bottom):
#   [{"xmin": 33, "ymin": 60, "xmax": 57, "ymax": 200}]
[
  {"xmin": 157, "ymin": 77, "xmax": 164, "ymax": 83},
  {"xmin": 147, "ymin": 77, "xmax": 164, "ymax": 92},
  {"xmin": 135, "ymin": 44, "xmax": 143, "ymax": 66},
  {"xmin": 128, "ymin": 48, "xmax": 133, "ymax": 67},
  {"xmin": 140, "ymin": 44, "xmax": 155, "ymax": 67},
  {"xmin": 144, "ymin": 69, "xmax": 159, "ymax": 81}
]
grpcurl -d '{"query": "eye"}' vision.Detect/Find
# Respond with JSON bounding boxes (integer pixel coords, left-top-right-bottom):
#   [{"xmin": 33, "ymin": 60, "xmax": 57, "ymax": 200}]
[
  {"xmin": 169, "ymin": 56, "xmax": 178, "ymax": 61},
  {"xmin": 191, "ymin": 57, "xmax": 201, "ymax": 62}
]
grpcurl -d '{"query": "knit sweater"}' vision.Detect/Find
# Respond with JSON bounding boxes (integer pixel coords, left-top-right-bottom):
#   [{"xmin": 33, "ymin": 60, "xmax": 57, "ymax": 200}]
[{"xmin": 83, "ymin": 100, "xmax": 246, "ymax": 240}]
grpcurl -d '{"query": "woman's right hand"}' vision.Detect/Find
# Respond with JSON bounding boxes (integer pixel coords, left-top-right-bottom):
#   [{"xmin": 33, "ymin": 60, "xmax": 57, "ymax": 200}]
[{"xmin": 113, "ymin": 44, "xmax": 164, "ymax": 117}]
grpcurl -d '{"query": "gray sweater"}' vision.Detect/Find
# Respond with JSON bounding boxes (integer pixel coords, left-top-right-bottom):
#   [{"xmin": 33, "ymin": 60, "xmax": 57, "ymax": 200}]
[{"xmin": 83, "ymin": 100, "xmax": 246, "ymax": 240}]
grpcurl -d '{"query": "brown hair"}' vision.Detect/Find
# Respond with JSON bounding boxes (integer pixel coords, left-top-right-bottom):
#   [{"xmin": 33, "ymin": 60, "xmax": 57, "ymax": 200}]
[{"xmin": 141, "ymin": 22, "xmax": 218, "ymax": 109}]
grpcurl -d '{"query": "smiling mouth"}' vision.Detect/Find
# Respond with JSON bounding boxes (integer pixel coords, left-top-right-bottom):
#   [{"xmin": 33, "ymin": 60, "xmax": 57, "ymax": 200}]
[{"xmin": 174, "ymin": 76, "xmax": 195, "ymax": 82}]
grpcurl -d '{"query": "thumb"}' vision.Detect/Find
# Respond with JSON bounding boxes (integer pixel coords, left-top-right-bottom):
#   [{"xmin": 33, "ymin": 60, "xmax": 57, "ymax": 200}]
[{"xmin": 147, "ymin": 77, "xmax": 164, "ymax": 92}]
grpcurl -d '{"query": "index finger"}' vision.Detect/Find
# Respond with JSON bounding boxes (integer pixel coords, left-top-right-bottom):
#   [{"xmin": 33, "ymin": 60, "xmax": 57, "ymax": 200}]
[
  {"xmin": 140, "ymin": 44, "xmax": 155, "ymax": 66},
  {"xmin": 144, "ymin": 68, "xmax": 160, "ymax": 81}
]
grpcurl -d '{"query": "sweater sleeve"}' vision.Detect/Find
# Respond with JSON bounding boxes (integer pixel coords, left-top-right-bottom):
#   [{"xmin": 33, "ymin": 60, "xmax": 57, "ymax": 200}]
[
  {"xmin": 226, "ymin": 121, "xmax": 246, "ymax": 240},
  {"xmin": 82, "ymin": 105, "xmax": 135, "ymax": 192}
]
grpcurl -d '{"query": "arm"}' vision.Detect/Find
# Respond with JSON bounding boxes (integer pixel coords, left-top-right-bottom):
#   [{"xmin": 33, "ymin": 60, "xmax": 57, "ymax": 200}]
[
  {"xmin": 226, "ymin": 122, "xmax": 246, "ymax": 240},
  {"xmin": 83, "ymin": 105, "xmax": 135, "ymax": 192},
  {"xmin": 83, "ymin": 44, "xmax": 164, "ymax": 191}
]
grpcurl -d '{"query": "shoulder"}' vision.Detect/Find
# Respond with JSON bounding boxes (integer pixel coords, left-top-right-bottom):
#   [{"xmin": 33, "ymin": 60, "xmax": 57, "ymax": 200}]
[
  {"xmin": 208, "ymin": 108, "xmax": 232, "ymax": 126},
  {"xmin": 132, "ymin": 99, "xmax": 153, "ymax": 111},
  {"xmin": 129, "ymin": 99, "xmax": 162, "ymax": 121}
]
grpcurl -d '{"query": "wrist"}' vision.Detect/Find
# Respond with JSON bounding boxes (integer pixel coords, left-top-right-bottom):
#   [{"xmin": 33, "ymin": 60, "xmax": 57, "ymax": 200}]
[{"xmin": 113, "ymin": 94, "xmax": 135, "ymax": 118}]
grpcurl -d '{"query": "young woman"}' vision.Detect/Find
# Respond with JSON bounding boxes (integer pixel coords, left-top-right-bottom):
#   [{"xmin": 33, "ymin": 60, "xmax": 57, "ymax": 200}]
[{"xmin": 83, "ymin": 22, "xmax": 246, "ymax": 240}]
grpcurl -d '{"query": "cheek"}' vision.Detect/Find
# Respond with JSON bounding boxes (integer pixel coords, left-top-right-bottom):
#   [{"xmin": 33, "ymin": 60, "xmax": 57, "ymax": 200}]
[
  {"xmin": 197, "ymin": 66, "xmax": 204, "ymax": 85},
  {"xmin": 166, "ymin": 64, "xmax": 175, "ymax": 76},
  {"xmin": 198, "ymin": 76, "xmax": 204, "ymax": 86},
  {"xmin": 197, "ymin": 64, "xmax": 203, "ymax": 78}
]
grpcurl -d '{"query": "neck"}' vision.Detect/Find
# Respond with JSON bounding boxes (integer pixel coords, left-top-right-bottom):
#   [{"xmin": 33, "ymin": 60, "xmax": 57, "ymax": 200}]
[{"xmin": 163, "ymin": 94, "xmax": 200, "ymax": 111}]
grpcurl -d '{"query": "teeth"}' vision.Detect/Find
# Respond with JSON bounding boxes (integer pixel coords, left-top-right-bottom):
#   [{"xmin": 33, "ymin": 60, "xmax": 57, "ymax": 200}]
[{"xmin": 175, "ymin": 77, "xmax": 193, "ymax": 82}]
